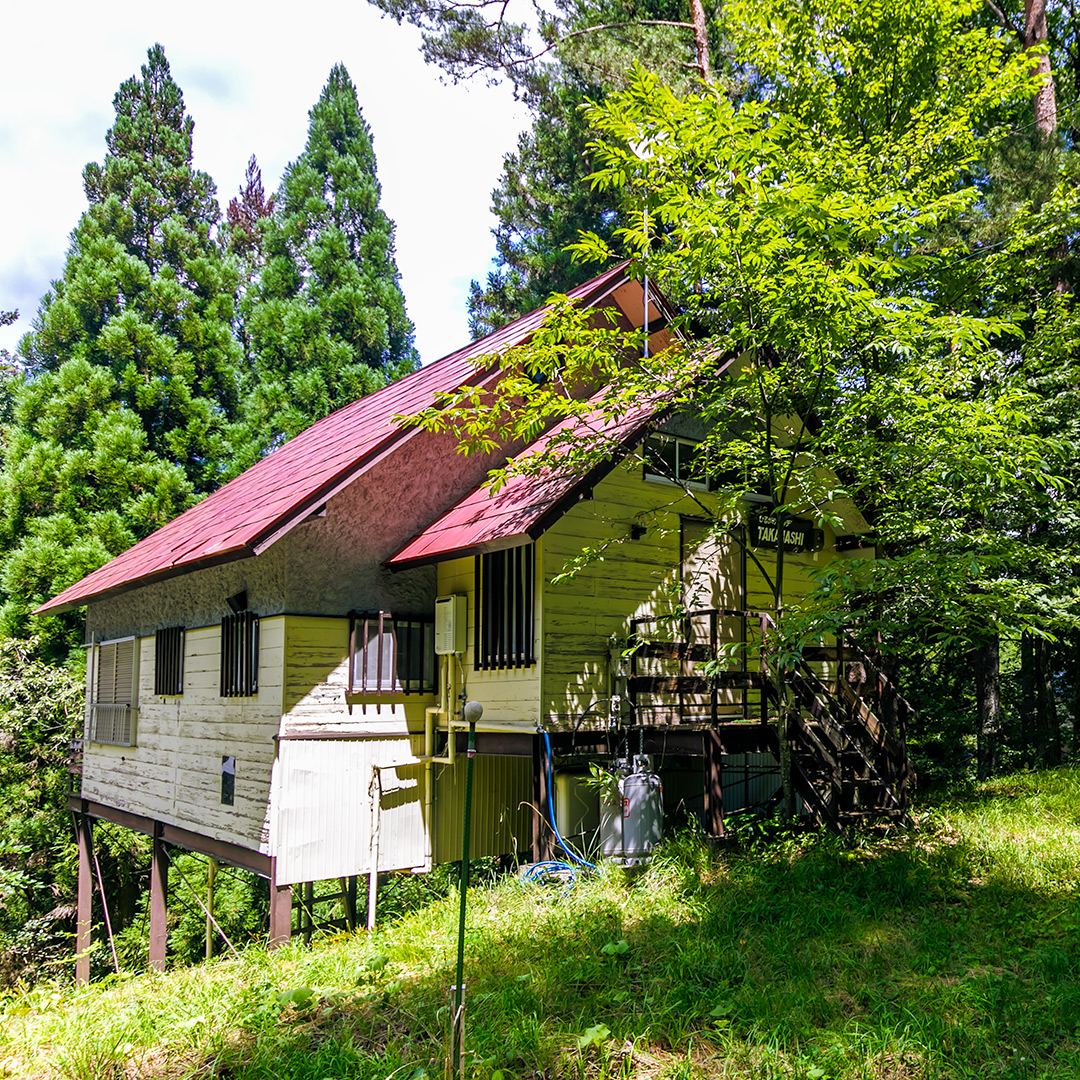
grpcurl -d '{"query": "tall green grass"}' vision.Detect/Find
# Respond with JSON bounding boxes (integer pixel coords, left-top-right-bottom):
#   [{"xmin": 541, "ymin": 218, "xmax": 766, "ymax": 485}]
[{"xmin": 3, "ymin": 768, "xmax": 1080, "ymax": 1079}]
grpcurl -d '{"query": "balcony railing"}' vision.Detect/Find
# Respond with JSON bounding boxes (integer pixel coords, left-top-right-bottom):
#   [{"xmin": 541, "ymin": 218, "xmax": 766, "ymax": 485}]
[{"xmin": 89, "ymin": 703, "xmax": 134, "ymax": 747}]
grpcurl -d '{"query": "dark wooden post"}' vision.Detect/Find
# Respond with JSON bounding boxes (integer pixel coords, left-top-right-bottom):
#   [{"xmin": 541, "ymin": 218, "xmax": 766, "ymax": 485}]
[
  {"xmin": 75, "ymin": 810, "xmax": 93, "ymax": 984},
  {"xmin": 532, "ymin": 733, "xmax": 554, "ymax": 862},
  {"xmin": 341, "ymin": 875, "xmax": 357, "ymax": 931},
  {"xmin": 303, "ymin": 881, "xmax": 315, "ymax": 944},
  {"xmin": 704, "ymin": 731, "xmax": 725, "ymax": 838},
  {"xmin": 268, "ymin": 857, "xmax": 292, "ymax": 947},
  {"xmin": 149, "ymin": 825, "xmax": 168, "ymax": 971}
]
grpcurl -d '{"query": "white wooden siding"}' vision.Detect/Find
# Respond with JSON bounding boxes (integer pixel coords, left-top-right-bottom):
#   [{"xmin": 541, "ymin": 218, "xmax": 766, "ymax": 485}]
[
  {"xmin": 80, "ymin": 619, "xmax": 285, "ymax": 853},
  {"xmin": 280, "ymin": 615, "xmax": 432, "ymax": 738}
]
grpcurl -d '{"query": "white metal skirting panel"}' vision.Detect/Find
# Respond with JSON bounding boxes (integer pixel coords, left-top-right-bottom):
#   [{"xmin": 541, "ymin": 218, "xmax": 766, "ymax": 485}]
[{"xmin": 271, "ymin": 738, "xmax": 426, "ymax": 886}]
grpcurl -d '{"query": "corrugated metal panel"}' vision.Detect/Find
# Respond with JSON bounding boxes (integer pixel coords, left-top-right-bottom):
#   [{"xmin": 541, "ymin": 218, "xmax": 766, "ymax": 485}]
[
  {"xmin": 721, "ymin": 752, "xmax": 782, "ymax": 811},
  {"xmin": 271, "ymin": 737, "xmax": 426, "ymax": 886},
  {"xmin": 434, "ymin": 755, "xmax": 533, "ymax": 863},
  {"xmin": 37, "ymin": 265, "xmax": 635, "ymax": 616}
]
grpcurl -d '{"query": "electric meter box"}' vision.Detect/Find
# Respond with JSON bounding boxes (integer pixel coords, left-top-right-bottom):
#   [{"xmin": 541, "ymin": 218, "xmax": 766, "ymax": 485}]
[{"xmin": 434, "ymin": 594, "xmax": 468, "ymax": 655}]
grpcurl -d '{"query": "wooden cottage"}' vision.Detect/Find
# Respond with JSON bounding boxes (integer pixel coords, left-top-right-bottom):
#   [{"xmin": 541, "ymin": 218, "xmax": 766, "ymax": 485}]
[{"xmin": 38, "ymin": 264, "xmax": 913, "ymax": 978}]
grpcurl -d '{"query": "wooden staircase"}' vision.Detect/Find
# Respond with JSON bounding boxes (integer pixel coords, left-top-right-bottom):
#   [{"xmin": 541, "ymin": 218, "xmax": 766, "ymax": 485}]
[
  {"xmin": 625, "ymin": 611, "xmax": 916, "ymax": 832},
  {"xmin": 786, "ymin": 641, "xmax": 915, "ymax": 831}
]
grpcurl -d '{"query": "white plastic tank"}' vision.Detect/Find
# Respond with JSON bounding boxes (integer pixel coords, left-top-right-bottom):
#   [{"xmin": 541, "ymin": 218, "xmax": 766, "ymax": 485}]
[{"xmin": 600, "ymin": 756, "xmax": 663, "ymax": 867}]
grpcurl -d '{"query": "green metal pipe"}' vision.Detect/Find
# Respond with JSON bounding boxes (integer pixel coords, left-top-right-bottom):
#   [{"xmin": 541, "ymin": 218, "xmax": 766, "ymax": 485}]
[{"xmin": 452, "ymin": 722, "xmax": 477, "ymax": 1068}]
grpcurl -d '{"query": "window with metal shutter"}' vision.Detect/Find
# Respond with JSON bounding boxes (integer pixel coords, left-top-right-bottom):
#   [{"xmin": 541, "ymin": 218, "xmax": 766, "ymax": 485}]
[
  {"xmin": 220, "ymin": 611, "xmax": 259, "ymax": 697},
  {"xmin": 90, "ymin": 638, "xmax": 136, "ymax": 745},
  {"xmin": 475, "ymin": 544, "xmax": 535, "ymax": 670},
  {"xmin": 348, "ymin": 612, "xmax": 435, "ymax": 694}
]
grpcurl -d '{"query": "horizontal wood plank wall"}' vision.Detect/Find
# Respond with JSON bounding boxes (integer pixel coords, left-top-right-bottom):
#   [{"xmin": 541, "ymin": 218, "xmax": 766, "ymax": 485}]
[
  {"xmin": 280, "ymin": 615, "xmax": 432, "ymax": 738},
  {"xmin": 436, "ymin": 556, "xmax": 541, "ymax": 730},
  {"xmin": 541, "ymin": 462, "xmax": 837, "ymax": 727},
  {"xmin": 543, "ymin": 464, "xmax": 683, "ymax": 728},
  {"xmin": 80, "ymin": 619, "xmax": 286, "ymax": 853}
]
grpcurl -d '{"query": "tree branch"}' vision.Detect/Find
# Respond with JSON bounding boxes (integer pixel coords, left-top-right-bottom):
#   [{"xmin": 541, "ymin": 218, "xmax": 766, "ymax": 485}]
[
  {"xmin": 982, "ymin": 0, "xmax": 1022, "ymax": 40},
  {"xmin": 501, "ymin": 19, "xmax": 697, "ymax": 69}
]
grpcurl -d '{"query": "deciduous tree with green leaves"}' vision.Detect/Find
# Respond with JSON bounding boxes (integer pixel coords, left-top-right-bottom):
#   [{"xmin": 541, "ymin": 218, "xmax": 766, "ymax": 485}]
[{"xmin": 413, "ymin": 0, "xmax": 1076, "ymax": 793}]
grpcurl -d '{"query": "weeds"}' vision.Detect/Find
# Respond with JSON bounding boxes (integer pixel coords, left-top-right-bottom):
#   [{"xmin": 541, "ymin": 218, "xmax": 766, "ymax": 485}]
[{"xmin": 3, "ymin": 768, "xmax": 1080, "ymax": 1078}]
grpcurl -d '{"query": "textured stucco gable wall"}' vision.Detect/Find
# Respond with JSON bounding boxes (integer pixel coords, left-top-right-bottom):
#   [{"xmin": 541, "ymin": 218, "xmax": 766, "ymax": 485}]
[{"xmin": 86, "ymin": 425, "xmax": 506, "ymax": 639}]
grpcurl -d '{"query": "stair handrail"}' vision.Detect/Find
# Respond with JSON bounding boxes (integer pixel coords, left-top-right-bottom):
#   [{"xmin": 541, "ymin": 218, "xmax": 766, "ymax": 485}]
[{"xmin": 788, "ymin": 662, "xmax": 906, "ymax": 813}]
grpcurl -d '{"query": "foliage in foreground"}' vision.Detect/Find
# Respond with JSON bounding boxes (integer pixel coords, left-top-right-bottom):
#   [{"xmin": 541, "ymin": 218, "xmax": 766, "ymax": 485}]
[{"xmin": 3, "ymin": 768, "xmax": 1080, "ymax": 1079}]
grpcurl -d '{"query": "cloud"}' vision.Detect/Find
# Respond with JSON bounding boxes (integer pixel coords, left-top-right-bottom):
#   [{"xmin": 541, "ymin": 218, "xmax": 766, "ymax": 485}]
[
  {"xmin": 0, "ymin": 0, "xmax": 529, "ymax": 366},
  {"xmin": 183, "ymin": 65, "xmax": 241, "ymax": 104}
]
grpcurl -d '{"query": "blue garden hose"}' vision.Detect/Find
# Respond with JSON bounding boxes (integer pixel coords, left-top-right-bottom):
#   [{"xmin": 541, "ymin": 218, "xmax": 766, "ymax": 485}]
[{"xmin": 543, "ymin": 730, "xmax": 597, "ymax": 872}]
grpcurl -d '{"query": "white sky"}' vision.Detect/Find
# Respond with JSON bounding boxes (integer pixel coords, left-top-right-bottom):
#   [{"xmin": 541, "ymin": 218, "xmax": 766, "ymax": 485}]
[{"xmin": 0, "ymin": 1, "xmax": 530, "ymax": 365}]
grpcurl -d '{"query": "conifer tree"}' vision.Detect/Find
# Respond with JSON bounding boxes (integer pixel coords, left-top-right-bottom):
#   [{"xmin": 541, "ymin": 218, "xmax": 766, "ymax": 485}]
[
  {"xmin": 235, "ymin": 66, "xmax": 417, "ymax": 467},
  {"xmin": 3, "ymin": 45, "xmax": 240, "ymax": 653}
]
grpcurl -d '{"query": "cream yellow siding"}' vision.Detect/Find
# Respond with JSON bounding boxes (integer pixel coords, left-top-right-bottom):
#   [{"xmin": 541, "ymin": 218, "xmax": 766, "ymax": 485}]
[
  {"xmin": 541, "ymin": 459, "xmax": 837, "ymax": 726},
  {"xmin": 436, "ymin": 555, "xmax": 542, "ymax": 730}
]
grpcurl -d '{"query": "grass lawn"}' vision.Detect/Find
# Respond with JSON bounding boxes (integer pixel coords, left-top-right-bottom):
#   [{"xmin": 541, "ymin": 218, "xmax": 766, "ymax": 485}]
[{"xmin": 2, "ymin": 768, "xmax": 1079, "ymax": 1079}]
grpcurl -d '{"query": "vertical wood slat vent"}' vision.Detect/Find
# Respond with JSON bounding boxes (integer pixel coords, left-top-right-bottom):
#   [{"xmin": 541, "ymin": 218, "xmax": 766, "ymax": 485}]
[
  {"xmin": 154, "ymin": 626, "xmax": 185, "ymax": 696},
  {"xmin": 220, "ymin": 611, "xmax": 259, "ymax": 697},
  {"xmin": 475, "ymin": 544, "xmax": 534, "ymax": 671}
]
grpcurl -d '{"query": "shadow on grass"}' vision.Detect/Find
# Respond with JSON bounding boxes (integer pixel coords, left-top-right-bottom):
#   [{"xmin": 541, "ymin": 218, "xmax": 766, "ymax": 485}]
[{"xmin": 197, "ymin": 816, "xmax": 1080, "ymax": 1080}]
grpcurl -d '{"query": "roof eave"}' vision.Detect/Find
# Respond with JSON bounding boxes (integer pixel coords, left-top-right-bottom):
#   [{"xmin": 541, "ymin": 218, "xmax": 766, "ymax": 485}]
[{"xmin": 34, "ymin": 545, "xmax": 256, "ymax": 617}]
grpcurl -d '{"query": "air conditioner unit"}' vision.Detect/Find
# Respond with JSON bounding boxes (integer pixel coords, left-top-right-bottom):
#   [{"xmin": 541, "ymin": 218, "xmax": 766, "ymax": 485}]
[{"xmin": 434, "ymin": 594, "xmax": 467, "ymax": 655}]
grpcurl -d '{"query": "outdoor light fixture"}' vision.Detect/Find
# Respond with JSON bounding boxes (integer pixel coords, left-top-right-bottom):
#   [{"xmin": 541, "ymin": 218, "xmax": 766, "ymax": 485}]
[{"xmin": 225, "ymin": 590, "xmax": 247, "ymax": 613}]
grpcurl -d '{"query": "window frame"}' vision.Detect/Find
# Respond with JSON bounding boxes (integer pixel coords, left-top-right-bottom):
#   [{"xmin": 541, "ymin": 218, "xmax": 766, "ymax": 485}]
[
  {"xmin": 642, "ymin": 433, "xmax": 714, "ymax": 492},
  {"xmin": 89, "ymin": 636, "xmax": 138, "ymax": 747},
  {"xmin": 154, "ymin": 626, "xmax": 185, "ymax": 696},
  {"xmin": 220, "ymin": 610, "xmax": 259, "ymax": 698},
  {"xmin": 475, "ymin": 544, "xmax": 535, "ymax": 671},
  {"xmin": 348, "ymin": 611, "xmax": 436, "ymax": 695}
]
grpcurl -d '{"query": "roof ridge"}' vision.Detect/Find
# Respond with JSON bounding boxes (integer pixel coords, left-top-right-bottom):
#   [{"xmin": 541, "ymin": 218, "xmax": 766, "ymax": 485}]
[{"xmin": 36, "ymin": 262, "xmax": 634, "ymax": 615}]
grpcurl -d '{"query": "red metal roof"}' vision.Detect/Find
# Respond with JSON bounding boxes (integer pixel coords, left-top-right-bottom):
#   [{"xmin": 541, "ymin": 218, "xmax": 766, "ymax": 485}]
[
  {"xmin": 386, "ymin": 392, "xmax": 670, "ymax": 570},
  {"xmin": 37, "ymin": 264, "xmax": 634, "ymax": 615}
]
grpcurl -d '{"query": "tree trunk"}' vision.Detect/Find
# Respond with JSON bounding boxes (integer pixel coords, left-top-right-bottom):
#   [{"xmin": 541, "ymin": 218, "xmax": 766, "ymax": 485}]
[
  {"xmin": 1021, "ymin": 630, "xmax": 1036, "ymax": 762},
  {"xmin": 1073, "ymin": 629, "xmax": 1080, "ymax": 761},
  {"xmin": 975, "ymin": 637, "xmax": 1001, "ymax": 780},
  {"xmin": 1024, "ymin": 0, "xmax": 1057, "ymax": 140},
  {"xmin": 688, "ymin": 0, "xmax": 712, "ymax": 84},
  {"xmin": 1035, "ymin": 636, "xmax": 1062, "ymax": 765}
]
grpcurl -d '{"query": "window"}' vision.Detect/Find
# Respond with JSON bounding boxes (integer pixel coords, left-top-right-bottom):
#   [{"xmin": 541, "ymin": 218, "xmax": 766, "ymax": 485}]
[
  {"xmin": 154, "ymin": 626, "xmax": 185, "ymax": 696},
  {"xmin": 90, "ymin": 637, "xmax": 137, "ymax": 746},
  {"xmin": 475, "ymin": 544, "xmax": 535, "ymax": 670},
  {"xmin": 220, "ymin": 610, "xmax": 259, "ymax": 697},
  {"xmin": 643, "ymin": 434, "xmax": 713, "ymax": 490},
  {"xmin": 349, "ymin": 612, "xmax": 435, "ymax": 694}
]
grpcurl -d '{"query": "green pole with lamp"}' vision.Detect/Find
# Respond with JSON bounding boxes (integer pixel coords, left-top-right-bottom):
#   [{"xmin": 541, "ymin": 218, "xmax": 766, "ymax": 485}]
[{"xmin": 450, "ymin": 700, "xmax": 482, "ymax": 1080}]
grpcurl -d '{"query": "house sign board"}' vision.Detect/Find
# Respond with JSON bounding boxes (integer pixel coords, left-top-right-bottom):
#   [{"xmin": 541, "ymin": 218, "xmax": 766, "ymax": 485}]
[{"xmin": 748, "ymin": 513, "xmax": 819, "ymax": 553}]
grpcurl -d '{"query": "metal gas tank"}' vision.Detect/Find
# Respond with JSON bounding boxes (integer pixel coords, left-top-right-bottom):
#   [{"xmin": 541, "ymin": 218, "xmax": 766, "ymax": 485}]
[{"xmin": 600, "ymin": 764, "xmax": 663, "ymax": 867}]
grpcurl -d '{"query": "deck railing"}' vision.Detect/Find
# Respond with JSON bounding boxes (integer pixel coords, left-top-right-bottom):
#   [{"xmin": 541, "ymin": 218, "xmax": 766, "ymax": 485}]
[{"xmin": 626, "ymin": 608, "xmax": 779, "ymax": 726}]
